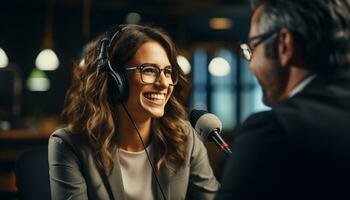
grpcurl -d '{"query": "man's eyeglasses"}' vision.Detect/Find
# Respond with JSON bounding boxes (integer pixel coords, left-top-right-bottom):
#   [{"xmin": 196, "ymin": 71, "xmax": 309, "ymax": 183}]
[
  {"xmin": 240, "ymin": 29, "xmax": 279, "ymax": 61},
  {"xmin": 125, "ymin": 63, "xmax": 179, "ymax": 85}
]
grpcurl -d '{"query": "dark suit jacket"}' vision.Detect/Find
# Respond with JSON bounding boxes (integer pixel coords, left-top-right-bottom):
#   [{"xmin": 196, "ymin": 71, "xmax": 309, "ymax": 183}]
[
  {"xmin": 48, "ymin": 125, "xmax": 219, "ymax": 200},
  {"xmin": 216, "ymin": 69, "xmax": 350, "ymax": 200}
]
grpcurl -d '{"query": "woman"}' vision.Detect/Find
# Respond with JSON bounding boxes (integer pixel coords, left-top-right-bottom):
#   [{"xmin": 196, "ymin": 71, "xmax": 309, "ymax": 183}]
[{"xmin": 48, "ymin": 24, "xmax": 219, "ymax": 200}]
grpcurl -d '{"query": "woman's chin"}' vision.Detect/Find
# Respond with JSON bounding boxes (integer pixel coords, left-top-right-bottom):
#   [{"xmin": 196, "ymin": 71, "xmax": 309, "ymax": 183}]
[{"xmin": 141, "ymin": 98, "xmax": 165, "ymax": 118}]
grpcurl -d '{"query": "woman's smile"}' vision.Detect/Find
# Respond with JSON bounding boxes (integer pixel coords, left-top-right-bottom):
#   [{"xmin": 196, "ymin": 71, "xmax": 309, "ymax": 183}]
[{"xmin": 143, "ymin": 92, "xmax": 167, "ymax": 105}]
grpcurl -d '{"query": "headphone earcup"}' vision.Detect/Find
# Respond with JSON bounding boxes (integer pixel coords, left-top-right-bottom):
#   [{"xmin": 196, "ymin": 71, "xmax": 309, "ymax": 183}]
[
  {"xmin": 107, "ymin": 69, "xmax": 128, "ymax": 104},
  {"xmin": 97, "ymin": 25, "xmax": 129, "ymax": 104}
]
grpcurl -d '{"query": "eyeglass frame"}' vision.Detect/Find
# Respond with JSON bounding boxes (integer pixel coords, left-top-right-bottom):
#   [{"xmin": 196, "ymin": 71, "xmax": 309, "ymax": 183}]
[
  {"xmin": 124, "ymin": 63, "xmax": 179, "ymax": 85},
  {"xmin": 240, "ymin": 29, "xmax": 280, "ymax": 61}
]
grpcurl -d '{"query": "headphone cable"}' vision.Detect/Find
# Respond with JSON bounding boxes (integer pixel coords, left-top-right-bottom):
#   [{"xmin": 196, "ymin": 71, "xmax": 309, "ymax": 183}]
[{"xmin": 121, "ymin": 103, "xmax": 167, "ymax": 200}]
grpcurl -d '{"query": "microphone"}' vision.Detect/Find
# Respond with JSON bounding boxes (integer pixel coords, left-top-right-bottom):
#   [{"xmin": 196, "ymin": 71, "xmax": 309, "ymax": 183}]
[{"xmin": 189, "ymin": 109, "xmax": 232, "ymax": 156}]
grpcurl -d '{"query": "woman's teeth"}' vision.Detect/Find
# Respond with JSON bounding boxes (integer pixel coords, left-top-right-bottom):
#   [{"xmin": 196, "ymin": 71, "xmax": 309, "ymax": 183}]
[{"xmin": 144, "ymin": 93, "xmax": 165, "ymax": 101}]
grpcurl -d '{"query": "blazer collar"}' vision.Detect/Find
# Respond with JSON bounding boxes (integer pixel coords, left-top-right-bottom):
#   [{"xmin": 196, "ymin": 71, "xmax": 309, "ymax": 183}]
[{"xmin": 154, "ymin": 154, "xmax": 172, "ymax": 200}]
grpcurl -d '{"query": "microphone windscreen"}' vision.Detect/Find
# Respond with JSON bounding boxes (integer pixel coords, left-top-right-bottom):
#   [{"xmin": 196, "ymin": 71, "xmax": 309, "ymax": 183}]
[
  {"xmin": 189, "ymin": 109, "xmax": 222, "ymax": 141},
  {"xmin": 189, "ymin": 109, "xmax": 207, "ymax": 128}
]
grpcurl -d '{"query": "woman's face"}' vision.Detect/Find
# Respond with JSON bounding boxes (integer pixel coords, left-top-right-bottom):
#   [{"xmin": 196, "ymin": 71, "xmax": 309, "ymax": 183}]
[{"xmin": 124, "ymin": 41, "xmax": 174, "ymax": 120}]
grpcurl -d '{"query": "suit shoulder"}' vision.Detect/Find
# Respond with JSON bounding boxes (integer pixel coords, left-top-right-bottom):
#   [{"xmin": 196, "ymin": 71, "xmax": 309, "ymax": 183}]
[
  {"xmin": 237, "ymin": 110, "xmax": 288, "ymax": 143},
  {"xmin": 240, "ymin": 111, "xmax": 279, "ymax": 131}
]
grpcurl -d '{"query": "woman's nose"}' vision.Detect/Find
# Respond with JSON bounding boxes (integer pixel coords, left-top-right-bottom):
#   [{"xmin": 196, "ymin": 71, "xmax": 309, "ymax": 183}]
[{"xmin": 155, "ymin": 71, "xmax": 170, "ymax": 88}]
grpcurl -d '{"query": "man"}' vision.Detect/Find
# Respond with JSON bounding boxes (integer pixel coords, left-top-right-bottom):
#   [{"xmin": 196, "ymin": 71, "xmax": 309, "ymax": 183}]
[{"xmin": 216, "ymin": 0, "xmax": 350, "ymax": 199}]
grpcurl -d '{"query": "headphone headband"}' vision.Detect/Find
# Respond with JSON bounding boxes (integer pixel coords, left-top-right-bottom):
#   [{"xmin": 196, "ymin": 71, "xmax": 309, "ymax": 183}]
[
  {"xmin": 97, "ymin": 25, "xmax": 127, "ymax": 75},
  {"xmin": 95, "ymin": 24, "xmax": 130, "ymax": 104}
]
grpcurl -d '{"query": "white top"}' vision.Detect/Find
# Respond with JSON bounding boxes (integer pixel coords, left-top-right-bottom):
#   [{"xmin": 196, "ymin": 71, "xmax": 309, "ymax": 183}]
[
  {"xmin": 118, "ymin": 145, "xmax": 155, "ymax": 200},
  {"xmin": 288, "ymin": 74, "xmax": 316, "ymax": 97}
]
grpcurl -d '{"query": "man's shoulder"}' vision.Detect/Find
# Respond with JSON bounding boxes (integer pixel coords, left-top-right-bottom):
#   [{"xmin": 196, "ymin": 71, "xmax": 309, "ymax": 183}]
[
  {"xmin": 237, "ymin": 110, "xmax": 286, "ymax": 141},
  {"xmin": 240, "ymin": 110, "xmax": 278, "ymax": 130}
]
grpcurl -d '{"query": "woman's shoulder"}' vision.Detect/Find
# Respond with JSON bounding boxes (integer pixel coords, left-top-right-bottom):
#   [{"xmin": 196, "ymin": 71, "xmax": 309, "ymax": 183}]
[
  {"xmin": 182, "ymin": 121, "xmax": 207, "ymax": 155},
  {"xmin": 49, "ymin": 127, "xmax": 93, "ymax": 164},
  {"xmin": 182, "ymin": 120, "xmax": 195, "ymax": 141},
  {"xmin": 50, "ymin": 127, "xmax": 89, "ymax": 148}
]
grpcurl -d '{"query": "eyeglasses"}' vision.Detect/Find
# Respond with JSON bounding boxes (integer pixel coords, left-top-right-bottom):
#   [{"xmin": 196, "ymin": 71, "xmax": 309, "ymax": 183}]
[
  {"xmin": 125, "ymin": 63, "xmax": 179, "ymax": 85},
  {"xmin": 240, "ymin": 29, "xmax": 279, "ymax": 61}
]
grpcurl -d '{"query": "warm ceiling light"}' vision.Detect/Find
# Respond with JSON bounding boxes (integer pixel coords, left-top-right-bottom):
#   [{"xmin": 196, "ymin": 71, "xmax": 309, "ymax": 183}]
[
  {"xmin": 126, "ymin": 12, "xmax": 141, "ymax": 24},
  {"xmin": 0, "ymin": 48, "xmax": 9, "ymax": 68},
  {"xmin": 177, "ymin": 55, "xmax": 191, "ymax": 75},
  {"xmin": 36, "ymin": 1, "xmax": 59, "ymax": 71},
  {"xmin": 208, "ymin": 57, "xmax": 231, "ymax": 76},
  {"xmin": 79, "ymin": 58, "xmax": 85, "ymax": 68},
  {"xmin": 209, "ymin": 18, "xmax": 233, "ymax": 30},
  {"xmin": 26, "ymin": 68, "xmax": 50, "ymax": 92},
  {"xmin": 35, "ymin": 48, "xmax": 59, "ymax": 71}
]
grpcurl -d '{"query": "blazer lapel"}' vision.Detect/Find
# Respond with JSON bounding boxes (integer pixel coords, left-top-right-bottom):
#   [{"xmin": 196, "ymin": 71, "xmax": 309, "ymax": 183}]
[
  {"xmin": 107, "ymin": 147, "xmax": 126, "ymax": 200},
  {"xmin": 156, "ymin": 167, "xmax": 171, "ymax": 200},
  {"xmin": 151, "ymin": 149, "xmax": 172, "ymax": 200}
]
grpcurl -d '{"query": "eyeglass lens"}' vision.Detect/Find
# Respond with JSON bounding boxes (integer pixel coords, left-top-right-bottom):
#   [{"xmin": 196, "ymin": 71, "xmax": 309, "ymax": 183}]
[
  {"xmin": 240, "ymin": 30, "xmax": 278, "ymax": 61},
  {"xmin": 141, "ymin": 64, "xmax": 178, "ymax": 85},
  {"xmin": 240, "ymin": 43, "xmax": 252, "ymax": 61}
]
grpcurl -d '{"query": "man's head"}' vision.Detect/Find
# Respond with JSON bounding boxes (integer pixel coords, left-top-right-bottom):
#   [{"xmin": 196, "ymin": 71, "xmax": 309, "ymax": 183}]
[{"xmin": 245, "ymin": 0, "xmax": 350, "ymax": 106}]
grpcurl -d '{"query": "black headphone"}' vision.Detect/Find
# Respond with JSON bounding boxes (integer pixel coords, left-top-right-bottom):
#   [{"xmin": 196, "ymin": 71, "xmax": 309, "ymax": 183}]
[{"xmin": 96, "ymin": 25, "xmax": 128, "ymax": 104}]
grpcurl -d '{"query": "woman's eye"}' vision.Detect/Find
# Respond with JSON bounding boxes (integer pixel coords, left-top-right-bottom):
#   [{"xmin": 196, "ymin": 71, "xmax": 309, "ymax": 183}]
[
  {"xmin": 142, "ymin": 66, "xmax": 158, "ymax": 75},
  {"xmin": 164, "ymin": 68, "xmax": 173, "ymax": 76}
]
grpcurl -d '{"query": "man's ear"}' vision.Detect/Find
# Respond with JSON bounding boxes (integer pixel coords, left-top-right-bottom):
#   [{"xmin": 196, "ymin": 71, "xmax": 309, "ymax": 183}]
[{"xmin": 278, "ymin": 28, "xmax": 295, "ymax": 67}]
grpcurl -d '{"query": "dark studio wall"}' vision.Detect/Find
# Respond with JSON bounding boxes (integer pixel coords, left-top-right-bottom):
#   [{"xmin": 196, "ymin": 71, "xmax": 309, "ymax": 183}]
[{"xmin": 0, "ymin": 1, "xmax": 250, "ymax": 128}]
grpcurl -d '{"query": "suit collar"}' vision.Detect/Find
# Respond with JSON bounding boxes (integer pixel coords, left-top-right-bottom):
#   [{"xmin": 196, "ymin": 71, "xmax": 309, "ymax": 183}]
[
  {"xmin": 288, "ymin": 74, "xmax": 317, "ymax": 98},
  {"xmin": 297, "ymin": 69, "xmax": 350, "ymax": 96}
]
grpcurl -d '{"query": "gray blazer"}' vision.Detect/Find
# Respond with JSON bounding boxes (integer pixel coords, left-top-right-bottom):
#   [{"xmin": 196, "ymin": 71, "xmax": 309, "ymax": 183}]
[{"xmin": 48, "ymin": 127, "xmax": 219, "ymax": 200}]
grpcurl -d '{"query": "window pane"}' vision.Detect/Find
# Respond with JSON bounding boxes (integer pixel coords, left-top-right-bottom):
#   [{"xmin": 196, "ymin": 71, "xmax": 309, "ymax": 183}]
[
  {"xmin": 192, "ymin": 49, "xmax": 208, "ymax": 110},
  {"xmin": 240, "ymin": 59, "xmax": 270, "ymax": 122},
  {"xmin": 210, "ymin": 49, "xmax": 236, "ymax": 130}
]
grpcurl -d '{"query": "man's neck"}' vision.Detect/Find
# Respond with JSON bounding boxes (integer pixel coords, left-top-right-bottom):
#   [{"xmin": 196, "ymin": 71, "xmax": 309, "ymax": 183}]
[
  {"xmin": 288, "ymin": 74, "xmax": 316, "ymax": 97},
  {"xmin": 285, "ymin": 67, "xmax": 313, "ymax": 97}
]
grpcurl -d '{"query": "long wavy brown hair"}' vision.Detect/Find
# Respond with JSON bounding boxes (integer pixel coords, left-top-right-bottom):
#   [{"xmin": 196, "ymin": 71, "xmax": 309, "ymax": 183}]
[{"xmin": 62, "ymin": 24, "xmax": 191, "ymax": 174}]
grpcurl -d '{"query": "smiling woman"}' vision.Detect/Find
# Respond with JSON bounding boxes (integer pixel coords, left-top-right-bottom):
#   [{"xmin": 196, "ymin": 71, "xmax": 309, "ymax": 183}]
[
  {"xmin": 124, "ymin": 41, "xmax": 178, "ymax": 119},
  {"xmin": 48, "ymin": 24, "xmax": 219, "ymax": 200}
]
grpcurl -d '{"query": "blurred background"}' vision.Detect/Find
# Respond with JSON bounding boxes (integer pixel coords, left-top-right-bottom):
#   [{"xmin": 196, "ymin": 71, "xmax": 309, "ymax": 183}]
[{"xmin": 0, "ymin": 0, "xmax": 269, "ymax": 199}]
